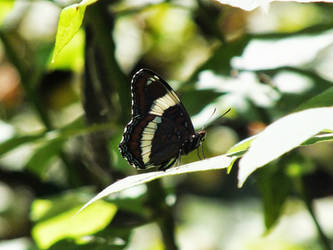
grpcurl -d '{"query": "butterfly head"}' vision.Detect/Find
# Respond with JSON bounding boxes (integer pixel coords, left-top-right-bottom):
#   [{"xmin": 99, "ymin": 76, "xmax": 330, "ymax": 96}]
[{"xmin": 192, "ymin": 130, "xmax": 206, "ymax": 149}]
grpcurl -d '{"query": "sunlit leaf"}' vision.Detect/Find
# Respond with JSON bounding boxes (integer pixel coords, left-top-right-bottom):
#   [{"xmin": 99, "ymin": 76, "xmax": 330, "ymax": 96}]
[
  {"xmin": 0, "ymin": 1, "xmax": 14, "ymax": 25},
  {"xmin": 226, "ymin": 135, "xmax": 256, "ymax": 173},
  {"xmin": 227, "ymin": 135, "xmax": 256, "ymax": 156},
  {"xmin": 233, "ymin": 30, "xmax": 333, "ymax": 71},
  {"xmin": 32, "ymin": 200, "xmax": 117, "ymax": 249},
  {"xmin": 52, "ymin": 0, "xmax": 98, "ymax": 62},
  {"xmin": 49, "ymin": 29, "xmax": 85, "ymax": 72},
  {"xmin": 77, "ymin": 155, "xmax": 237, "ymax": 214},
  {"xmin": 238, "ymin": 107, "xmax": 333, "ymax": 187}
]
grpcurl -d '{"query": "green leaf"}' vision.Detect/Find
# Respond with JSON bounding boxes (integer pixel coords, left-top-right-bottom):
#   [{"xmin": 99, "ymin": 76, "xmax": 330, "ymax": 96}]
[
  {"xmin": 52, "ymin": 0, "xmax": 98, "ymax": 62},
  {"xmin": 257, "ymin": 161, "xmax": 292, "ymax": 233},
  {"xmin": 0, "ymin": 134, "xmax": 45, "ymax": 157},
  {"xmin": 225, "ymin": 135, "xmax": 256, "ymax": 173},
  {"xmin": 238, "ymin": 107, "xmax": 333, "ymax": 187},
  {"xmin": 49, "ymin": 239, "xmax": 125, "ymax": 250},
  {"xmin": 297, "ymin": 87, "xmax": 333, "ymax": 111},
  {"xmin": 30, "ymin": 188, "xmax": 95, "ymax": 222},
  {"xmin": 26, "ymin": 138, "xmax": 66, "ymax": 176},
  {"xmin": 77, "ymin": 154, "xmax": 237, "ymax": 214},
  {"xmin": 302, "ymin": 133, "xmax": 333, "ymax": 145},
  {"xmin": 226, "ymin": 135, "xmax": 256, "ymax": 156},
  {"xmin": 32, "ymin": 199, "xmax": 117, "ymax": 249}
]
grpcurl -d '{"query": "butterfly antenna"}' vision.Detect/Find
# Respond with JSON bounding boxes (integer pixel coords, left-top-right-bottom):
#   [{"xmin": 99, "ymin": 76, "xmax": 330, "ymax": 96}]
[
  {"xmin": 201, "ymin": 107, "xmax": 231, "ymax": 131},
  {"xmin": 221, "ymin": 107, "xmax": 231, "ymax": 118},
  {"xmin": 201, "ymin": 107, "xmax": 217, "ymax": 131}
]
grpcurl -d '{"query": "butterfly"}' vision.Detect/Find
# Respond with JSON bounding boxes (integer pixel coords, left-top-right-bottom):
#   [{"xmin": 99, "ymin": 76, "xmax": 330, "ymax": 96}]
[{"xmin": 119, "ymin": 69, "xmax": 206, "ymax": 170}]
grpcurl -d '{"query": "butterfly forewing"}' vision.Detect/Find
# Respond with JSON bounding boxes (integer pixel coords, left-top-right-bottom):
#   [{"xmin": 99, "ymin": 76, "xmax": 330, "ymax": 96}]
[{"xmin": 119, "ymin": 69, "xmax": 198, "ymax": 170}]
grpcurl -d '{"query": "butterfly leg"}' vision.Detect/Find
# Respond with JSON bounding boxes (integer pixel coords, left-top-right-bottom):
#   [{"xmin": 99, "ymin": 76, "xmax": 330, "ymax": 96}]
[
  {"xmin": 159, "ymin": 157, "xmax": 177, "ymax": 171},
  {"xmin": 176, "ymin": 153, "xmax": 181, "ymax": 167},
  {"xmin": 201, "ymin": 143, "xmax": 206, "ymax": 159},
  {"xmin": 197, "ymin": 147, "xmax": 202, "ymax": 160}
]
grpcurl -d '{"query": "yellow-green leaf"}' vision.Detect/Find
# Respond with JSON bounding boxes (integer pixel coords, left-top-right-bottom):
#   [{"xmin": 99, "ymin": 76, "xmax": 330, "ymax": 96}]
[
  {"xmin": 32, "ymin": 200, "xmax": 116, "ymax": 249},
  {"xmin": 52, "ymin": 0, "xmax": 98, "ymax": 62}
]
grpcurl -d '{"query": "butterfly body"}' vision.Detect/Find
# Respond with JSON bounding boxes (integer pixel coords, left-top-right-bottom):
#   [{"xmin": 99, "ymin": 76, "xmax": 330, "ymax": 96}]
[{"xmin": 119, "ymin": 69, "xmax": 205, "ymax": 170}]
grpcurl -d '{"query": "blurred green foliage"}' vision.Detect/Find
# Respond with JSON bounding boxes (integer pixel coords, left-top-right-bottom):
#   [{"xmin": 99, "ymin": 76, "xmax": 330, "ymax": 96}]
[{"xmin": 0, "ymin": 0, "xmax": 333, "ymax": 249}]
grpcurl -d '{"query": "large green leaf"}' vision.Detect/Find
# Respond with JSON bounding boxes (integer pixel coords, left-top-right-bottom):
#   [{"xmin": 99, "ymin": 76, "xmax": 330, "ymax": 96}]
[
  {"xmin": 238, "ymin": 107, "xmax": 333, "ymax": 187},
  {"xmin": 52, "ymin": 0, "xmax": 98, "ymax": 62}
]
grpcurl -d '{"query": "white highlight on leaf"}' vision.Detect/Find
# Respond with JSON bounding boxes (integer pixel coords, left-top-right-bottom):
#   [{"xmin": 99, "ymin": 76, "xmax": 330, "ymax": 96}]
[
  {"xmin": 238, "ymin": 107, "xmax": 333, "ymax": 187},
  {"xmin": 0, "ymin": 121, "xmax": 15, "ymax": 143},
  {"xmin": 274, "ymin": 71, "xmax": 313, "ymax": 94},
  {"xmin": 76, "ymin": 154, "xmax": 237, "ymax": 215},
  {"xmin": 232, "ymin": 30, "xmax": 333, "ymax": 70},
  {"xmin": 216, "ymin": 0, "xmax": 333, "ymax": 11}
]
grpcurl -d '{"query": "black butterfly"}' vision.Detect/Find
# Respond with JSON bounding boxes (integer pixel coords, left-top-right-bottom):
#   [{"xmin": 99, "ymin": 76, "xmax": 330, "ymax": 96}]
[{"xmin": 119, "ymin": 69, "xmax": 206, "ymax": 170}]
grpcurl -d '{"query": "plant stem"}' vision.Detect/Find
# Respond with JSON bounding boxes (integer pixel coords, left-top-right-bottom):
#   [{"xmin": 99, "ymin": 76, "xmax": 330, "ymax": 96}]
[
  {"xmin": 146, "ymin": 180, "xmax": 178, "ymax": 250},
  {"xmin": 297, "ymin": 177, "xmax": 332, "ymax": 250}
]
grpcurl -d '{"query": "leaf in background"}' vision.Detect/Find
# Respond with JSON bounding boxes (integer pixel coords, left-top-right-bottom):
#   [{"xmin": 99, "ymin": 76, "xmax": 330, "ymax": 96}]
[
  {"xmin": 188, "ymin": 36, "xmax": 250, "ymax": 84},
  {"xmin": 0, "ymin": 0, "xmax": 14, "ymax": 25},
  {"xmin": 0, "ymin": 134, "xmax": 45, "ymax": 157},
  {"xmin": 238, "ymin": 107, "xmax": 333, "ymax": 187},
  {"xmin": 49, "ymin": 238, "xmax": 125, "ymax": 250},
  {"xmin": 31, "ymin": 188, "xmax": 95, "ymax": 222},
  {"xmin": 26, "ymin": 138, "xmax": 66, "ymax": 177},
  {"xmin": 181, "ymin": 89, "xmax": 223, "ymax": 116},
  {"xmin": 32, "ymin": 200, "xmax": 117, "ymax": 249},
  {"xmin": 216, "ymin": 0, "xmax": 333, "ymax": 11},
  {"xmin": 52, "ymin": 0, "xmax": 98, "ymax": 62},
  {"xmin": 25, "ymin": 116, "xmax": 85, "ymax": 176},
  {"xmin": 77, "ymin": 155, "xmax": 237, "ymax": 214},
  {"xmin": 297, "ymin": 87, "xmax": 333, "ymax": 111},
  {"xmin": 256, "ymin": 161, "xmax": 292, "ymax": 233},
  {"xmin": 233, "ymin": 30, "xmax": 333, "ymax": 71}
]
